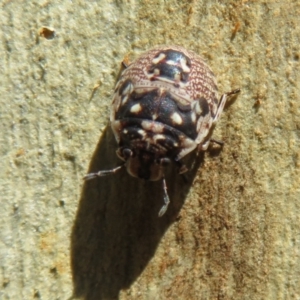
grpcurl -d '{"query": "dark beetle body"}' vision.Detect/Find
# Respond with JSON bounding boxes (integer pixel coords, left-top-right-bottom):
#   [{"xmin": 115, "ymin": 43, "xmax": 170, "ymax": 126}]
[{"xmin": 111, "ymin": 46, "xmax": 219, "ymax": 181}]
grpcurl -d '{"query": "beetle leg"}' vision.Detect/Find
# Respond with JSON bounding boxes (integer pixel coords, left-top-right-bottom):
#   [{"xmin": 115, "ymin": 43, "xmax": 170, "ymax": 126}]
[
  {"xmin": 210, "ymin": 138, "xmax": 224, "ymax": 146},
  {"xmin": 158, "ymin": 177, "xmax": 170, "ymax": 217},
  {"xmin": 213, "ymin": 88, "xmax": 241, "ymax": 125},
  {"xmin": 198, "ymin": 139, "xmax": 211, "ymax": 151},
  {"xmin": 83, "ymin": 165, "xmax": 124, "ymax": 181},
  {"xmin": 121, "ymin": 61, "xmax": 128, "ymax": 68},
  {"xmin": 174, "ymin": 160, "xmax": 188, "ymax": 174}
]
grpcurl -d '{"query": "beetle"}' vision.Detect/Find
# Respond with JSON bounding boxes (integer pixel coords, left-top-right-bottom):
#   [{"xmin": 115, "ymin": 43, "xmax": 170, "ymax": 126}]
[{"xmin": 84, "ymin": 45, "xmax": 240, "ymax": 216}]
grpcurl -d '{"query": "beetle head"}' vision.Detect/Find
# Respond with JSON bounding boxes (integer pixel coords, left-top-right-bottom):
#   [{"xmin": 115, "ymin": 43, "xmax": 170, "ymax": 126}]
[{"xmin": 117, "ymin": 147, "xmax": 171, "ymax": 181}]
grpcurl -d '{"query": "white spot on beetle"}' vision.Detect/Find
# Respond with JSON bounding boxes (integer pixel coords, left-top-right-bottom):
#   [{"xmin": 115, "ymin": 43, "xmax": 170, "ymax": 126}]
[
  {"xmin": 191, "ymin": 112, "xmax": 196, "ymax": 123},
  {"xmin": 152, "ymin": 53, "xmax": 166, "ymax": 64},
  {"xmin": 153, "ymin": 134, "xmax": 166, "ymax": 142},
  {"xmin": 130, "ymin": 103, "xmax": 142, "ymax": 113},
  {"xmin": 122, "ymin": 82, "xmax": 133, "ymax": 95},
  {"xmin": 122, "ymin": 95, "xmax": 129, "ymax": 105},
  {"xmin": 173, "ymin": 72, "xmax": 181, "ymax": 81},
  {"xmin": 180, "ymin": 58, "xmax": 190, "ymax": 73},
  {"xmin": 137, "ymin": 129, "xmax": 146, "ymax": 137},
  {"xmin": 171, "ymin": 112, "xmax": 183, "ymax": 125},
  {"xmin": 153, "ymin": 68, "xmax": 160, "ymax": 75},
  {"xmin": 166, "ymin": 60, "xmax": 176, "ymax": 66},
  {"xmin": 194, "ymin": 101, "xmax": 202, "ymax": 115},
  {"xmin": 141, "ymin": 120, "xmax": 165, "ymax": 133}
]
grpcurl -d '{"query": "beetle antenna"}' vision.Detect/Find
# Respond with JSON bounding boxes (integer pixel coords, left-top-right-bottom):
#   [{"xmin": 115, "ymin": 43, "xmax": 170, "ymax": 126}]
[
  {"xmin": 158, "ymin": 177, "xmax": 170, "ymax": 217},
  {"xmin": 83, "ymin": 164, "xmax": 124, "ymax": 181}
]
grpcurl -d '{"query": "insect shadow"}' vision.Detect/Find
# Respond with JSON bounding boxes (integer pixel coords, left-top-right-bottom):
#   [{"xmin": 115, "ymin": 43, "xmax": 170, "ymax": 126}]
[{"xmin": 70, "ymin": 125, "xmax": 204, "ymax": 300}]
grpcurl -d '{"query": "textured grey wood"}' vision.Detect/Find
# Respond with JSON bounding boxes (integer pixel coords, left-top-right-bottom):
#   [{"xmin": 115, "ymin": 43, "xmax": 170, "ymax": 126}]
[{"xmin": 0, "ymin": 1, "xmax": 299, "ymax": 299}]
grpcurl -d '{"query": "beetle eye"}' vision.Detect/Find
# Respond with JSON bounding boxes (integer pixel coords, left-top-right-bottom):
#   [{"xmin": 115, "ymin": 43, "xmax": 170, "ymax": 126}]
[
  {"xmin": 158, "ymin": 158, "xmax": 171, "ymax": 166},
  {"xmin": 122, "ymin": 148, "xmax": 133, "ymax": 159}
]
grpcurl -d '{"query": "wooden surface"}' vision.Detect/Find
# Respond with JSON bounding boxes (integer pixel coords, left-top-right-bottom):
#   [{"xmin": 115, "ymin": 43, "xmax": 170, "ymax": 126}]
[{"xmin": 0, "ymin": 1, "xmax": 299, "ymax": 299}]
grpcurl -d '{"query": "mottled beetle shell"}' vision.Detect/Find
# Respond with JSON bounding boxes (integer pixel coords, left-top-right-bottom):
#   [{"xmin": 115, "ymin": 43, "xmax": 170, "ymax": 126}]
[
  {"xmin": 110, "ymin": 45, "xmax": 219, "ymax": 180},
  {"xmin": 84, "ymin": 45, "xmax": 240, "ymax": 216}
]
